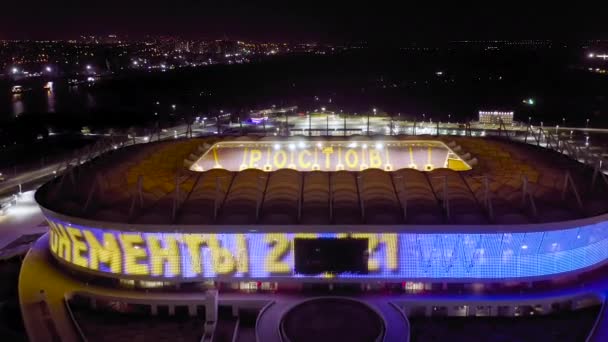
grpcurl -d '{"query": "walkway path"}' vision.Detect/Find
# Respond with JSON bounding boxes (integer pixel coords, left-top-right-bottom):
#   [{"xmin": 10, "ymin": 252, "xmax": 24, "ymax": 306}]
[{"xmin": 0, "ymin": 190, "xmax": 46, "ymax": 249}]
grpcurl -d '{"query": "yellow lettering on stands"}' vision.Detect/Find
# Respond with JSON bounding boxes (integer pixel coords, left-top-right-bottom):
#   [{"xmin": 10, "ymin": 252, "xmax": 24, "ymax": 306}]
[
  {"xmin": 345, "ymin": 149, "xmax": 359, "ymax": 169},
  {"xmin": 274, "ymin": 150, "xmax": 287, "ymax": 168},
  {"xmin": 298, "ymin": 150, "xmax": 312, "ymax": 169},
  {"xmin": 67, "ymin": 227, "xmax": 88, "ymax": 268},
  {"xmin": 83, "ymin": 230, "xmax": 122, "ymax": 273},
  {"xmin": 369, "ymin": 149, "xmax": 383, "ymax": 168},
  {"xmin": 249, "ymin": 149, "xmax": 262, "ymax": 168},
  {"xmin": 241, "ymin": 147, "xmax": 249, "ymax": 164},
  {"xmin": 323, "ymin": 147, "xmax": 334, "ymax": 169},
  {"xmin": 265, "ymin": 233, "xmax": 291, "ymax": 274},
  {"xmin": 147, "ymin": 235, "xmax": 181, "ymax": 277},
  {"xmin": 120, "ymin": 233, "xmax": 149, "ymax": 276}
]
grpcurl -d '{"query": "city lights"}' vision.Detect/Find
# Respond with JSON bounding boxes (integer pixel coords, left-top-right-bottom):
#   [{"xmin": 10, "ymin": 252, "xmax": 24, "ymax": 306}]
[{"xmin": 587, "ymin": 53, "xmax": 607, "ymax": 60}]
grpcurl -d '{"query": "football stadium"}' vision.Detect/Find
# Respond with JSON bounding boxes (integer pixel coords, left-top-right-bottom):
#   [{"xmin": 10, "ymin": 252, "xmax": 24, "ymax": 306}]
[{"xmin": 18, "ymin": 134, "xmax": 608, "ymax": 341}]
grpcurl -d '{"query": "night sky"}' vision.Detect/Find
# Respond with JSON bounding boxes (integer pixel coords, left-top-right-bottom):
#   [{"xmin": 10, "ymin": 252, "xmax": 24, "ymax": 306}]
[{"xmin": 1, "ymin": 1, "xmax": 606, "ymax": 42}]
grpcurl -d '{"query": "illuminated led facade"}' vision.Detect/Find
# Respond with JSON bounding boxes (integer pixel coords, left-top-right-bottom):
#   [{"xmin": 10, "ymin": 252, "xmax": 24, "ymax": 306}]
[{"xmin": 45, "ymin": 215, "xmax": 608, "ymax": 282}]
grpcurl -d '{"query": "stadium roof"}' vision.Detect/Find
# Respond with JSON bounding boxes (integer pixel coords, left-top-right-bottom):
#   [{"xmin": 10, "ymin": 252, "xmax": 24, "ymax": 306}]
[{"xmin": 36, "ymin": 136, "xmax": 608, "ymax": 226}]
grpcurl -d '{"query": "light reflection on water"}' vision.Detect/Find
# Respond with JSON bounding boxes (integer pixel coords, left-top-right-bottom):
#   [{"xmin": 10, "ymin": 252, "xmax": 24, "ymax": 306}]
[
  {"xmin": 9, "ymin": 89, "xmax": 57, "ymax": 116},
  {"xmin": 11, "ymin": 94, "xmax": 24, "ymax": 116},
  {"xmin": 1, "ymin": 81, "xmax": 93, "ymax": 118}
]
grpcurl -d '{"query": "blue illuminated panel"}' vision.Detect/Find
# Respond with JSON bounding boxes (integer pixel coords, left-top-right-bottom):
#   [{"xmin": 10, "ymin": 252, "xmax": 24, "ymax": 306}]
[{"xmin": 45, "ymin": 217, "xmax": 608, "ymax": 281}]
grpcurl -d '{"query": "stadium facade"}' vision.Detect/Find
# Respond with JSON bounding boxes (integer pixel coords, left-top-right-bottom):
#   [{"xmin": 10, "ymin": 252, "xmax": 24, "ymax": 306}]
[{"xmin": 19, "ymin": 135, "xmax": 608, "ymax": 341}]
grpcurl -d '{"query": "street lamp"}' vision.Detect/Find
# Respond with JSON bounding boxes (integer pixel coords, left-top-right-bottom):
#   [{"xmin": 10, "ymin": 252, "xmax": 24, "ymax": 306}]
[
  {"xmin": 562, "ymin": 117, "xmax": 565, "ymax": 126},
  {"xmin": 45, "ymin": 66, "xmax": 52, "ymax": 73},
  {"xmin": 586, "ymin": 118, "xmax": 590, "ymax": 128},
  {"xmin": 11, "ymin": 67, "xmax": 18, "ymax": 74},
  {"xmin": 528, "ymin": 116, "xmax": 531, "ymax": 126}
]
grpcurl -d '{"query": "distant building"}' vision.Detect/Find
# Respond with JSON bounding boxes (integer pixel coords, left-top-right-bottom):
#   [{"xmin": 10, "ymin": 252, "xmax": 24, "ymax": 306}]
[{"xmin": 478, "ymin": 111, "xmax": 514, "ymax": 125}]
